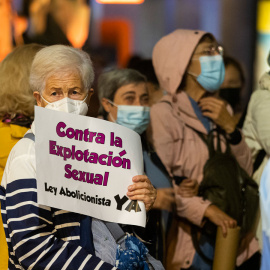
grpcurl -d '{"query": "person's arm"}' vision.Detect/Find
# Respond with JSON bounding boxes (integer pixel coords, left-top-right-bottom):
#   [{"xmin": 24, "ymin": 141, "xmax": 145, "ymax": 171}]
[
  {"xmin": 3, "ymin": 154, "xmax": 117, "ymax": 269},
  {"xmin": 199, "ymin": 97, "xmax": 252, "ymax": 175},
  {"xmin": 228, "ymin": 129, "xmax": 253, "ymax": 175}
]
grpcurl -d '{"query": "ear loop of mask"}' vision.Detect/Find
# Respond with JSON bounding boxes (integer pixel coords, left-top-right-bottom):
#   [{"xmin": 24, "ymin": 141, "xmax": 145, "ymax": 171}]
[
  {"xmin": 40, "ymin": 94, "xmax": 51, "ymax": 105},
  {"xmin": 187, "ymin": 57, "xmax": 200, "ymax": 78},
  {"xmin": 106, "ymin": 99, "xmax": 118, "ymax": 122}
]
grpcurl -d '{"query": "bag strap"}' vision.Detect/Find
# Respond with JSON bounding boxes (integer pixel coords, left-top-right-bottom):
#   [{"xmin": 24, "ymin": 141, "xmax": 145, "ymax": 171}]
[
  {"xmin": 253, "ymin": 149, "xmax": 266, "ymax": 173},
  {"xmin": 191, "ymin": 225, "xmax": 213, "ymax": 264},
  {"xmin": 104, "ymin": 222, "xmax": 126, "ymax": 249},
  {"xmin": 24, "ymin": 132, "xmax": 35, "ymax": 141},
  {"xmin": 194, "ymin": 128, "xmax": 231, "ymax": 157}
]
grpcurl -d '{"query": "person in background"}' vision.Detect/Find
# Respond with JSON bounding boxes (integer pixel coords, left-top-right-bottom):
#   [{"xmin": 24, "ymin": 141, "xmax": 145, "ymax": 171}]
[
  {"xmin": 150, "ymin": 29, "xmax": 260, "ymax": 270},
  {"xmin": 219, "ymin": 56, "xmax": 245, "ymax": 126},
  {"xmin": 0, "ymin": 43, "xmax": 43, "ymax": 270},
  {"xmin": 98, "ymin": 68, "xmax": 198, "ymax": 264},
  {"xmin": 128, "ymin": 59, "xmax": 165, "ymax": 106},
  {"xmin": 259, "ymin": 155, "xmax": 270, "ymax": 270},
  {"xmin": 243, "ymin": 51, "xmax": 270, "ymax": 249},
  {"xmin": 22, "ymin": 0, "xmax": 90, "ymax": 49},
  {"xmin": 0, "ymin": 45, "xmax": 158, "ymax": 270}
]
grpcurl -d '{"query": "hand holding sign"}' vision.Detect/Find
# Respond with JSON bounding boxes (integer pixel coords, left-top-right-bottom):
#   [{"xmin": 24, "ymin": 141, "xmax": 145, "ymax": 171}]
[
  {"xmin": 127, "ymin": 175, "xmax": 157, "ymax": 211},
  {"xmin": 35, "ymin": 106, "xmax": 149, "ymax": 227}
]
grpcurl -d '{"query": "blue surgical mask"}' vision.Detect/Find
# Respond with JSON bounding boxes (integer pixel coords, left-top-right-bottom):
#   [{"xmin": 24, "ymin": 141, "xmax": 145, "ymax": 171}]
[
  {"xmin": 189, "ymin": 55, "xmax": 225, "ymax": 92},
  {"xmin": 108, "ymin": 101, "xmax": 150, "ymax": 134}
]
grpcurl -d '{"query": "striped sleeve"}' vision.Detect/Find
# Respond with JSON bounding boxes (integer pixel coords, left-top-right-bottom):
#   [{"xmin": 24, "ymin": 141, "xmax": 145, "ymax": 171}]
[{"xmin": 1, "ymin": 147, "xmax": 117, "ymax": 269}]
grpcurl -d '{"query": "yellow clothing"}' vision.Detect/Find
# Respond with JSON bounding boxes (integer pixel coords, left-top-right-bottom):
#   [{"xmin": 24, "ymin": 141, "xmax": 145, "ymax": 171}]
[{"xmin": 0, "ymin": 122, "xmax": 29, "ymax": 270}]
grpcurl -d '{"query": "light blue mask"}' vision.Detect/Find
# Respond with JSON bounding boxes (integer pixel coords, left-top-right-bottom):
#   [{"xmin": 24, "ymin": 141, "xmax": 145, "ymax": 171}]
[
  {"xmin": 192, "ymin": 55, "xmax": 225, "ymax": 92},
  {"xmin": 108, "ymin": 102, "xmax": 150, "ymax": 134}
]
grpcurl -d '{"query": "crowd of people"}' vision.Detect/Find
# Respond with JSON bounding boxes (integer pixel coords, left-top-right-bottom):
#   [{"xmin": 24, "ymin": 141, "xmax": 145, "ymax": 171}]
[{"xmin": 0, "ymin": 27, "xmax": 269, "ymax": 270}]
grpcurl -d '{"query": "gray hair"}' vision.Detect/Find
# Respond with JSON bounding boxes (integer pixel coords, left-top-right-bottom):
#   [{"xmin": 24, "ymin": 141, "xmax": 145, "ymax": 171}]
[
  {"xmin": 98, "ymin": 68, "xmax": 146, "ymax": 102},
  {"xmin": 98, "ymin": 68, "xmax": 146, "ymax": 117},
  {"xmin": 30, "ymin": 45, "xmax": 94, "ymax": 93}
]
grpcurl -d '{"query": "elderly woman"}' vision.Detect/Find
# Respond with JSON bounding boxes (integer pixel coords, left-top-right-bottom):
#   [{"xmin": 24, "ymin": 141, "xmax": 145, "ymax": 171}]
[
  {"xmin": 150, "ymin": 29, "xmax": 260, "ymax": 270},
  {"xmin": 0, "ymin": 43, "xmax": 43, "ymax": 269},
  {"xmin": 0, "ymin": 45, "xmax": 158, "ymax": 270},
  {"xmin": 98, "ymin": 68, "xmax": 198, "ymax": 264}
]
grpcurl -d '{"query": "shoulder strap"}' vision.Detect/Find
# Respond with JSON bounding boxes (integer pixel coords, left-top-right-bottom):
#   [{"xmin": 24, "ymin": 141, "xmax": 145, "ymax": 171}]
[
  {"xmin": 24, "ymin": 132, "xmax": 35, "ymax": 142},
  {"xmin": 104, "ymin": 221, "xmax": 126, "ymax": 249},
  {"xmin": 191, "ymin": 225, "xmax": 213, "ymax": 264},
  {"xmin": 253, "ymin": 149, "xmax": 266, "ymax": 173}
]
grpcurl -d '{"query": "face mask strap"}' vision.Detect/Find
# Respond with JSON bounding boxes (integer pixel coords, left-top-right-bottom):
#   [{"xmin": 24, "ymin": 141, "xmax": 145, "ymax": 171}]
[
  {"xmin": 107, "ymin": 99, "xmax": 118, "ymax": 108},
  {"xmin": 81, "ymin": 91, "xmax": 89, "ymax": 104},
  {"xmin": 41, "ymin": 91, "xmax": 89, "ymax": 105},
  {"xmin": 105, "ymin": 99, "xmax": 117, "ymax": 122},
  {"xmin": 187, "ymin": 71, "xmax": 199, "ymax": 78},
  {"xmin": 40, "ymin": 94, "xmax": 53, "ymax": 105}
]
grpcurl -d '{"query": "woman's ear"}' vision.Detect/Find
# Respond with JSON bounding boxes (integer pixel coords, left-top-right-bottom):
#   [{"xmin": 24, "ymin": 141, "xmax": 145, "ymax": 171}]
[
  {"xmin": 33, "ymin": 91, "xmax": 42, "ymax": 107},
  {"xmin": 86, "ymin": 88, "xmax": 94, "ymax": 105},
  {"xmin": 101, "ymin": 98, "xmax": 112, "ymax": 113}
]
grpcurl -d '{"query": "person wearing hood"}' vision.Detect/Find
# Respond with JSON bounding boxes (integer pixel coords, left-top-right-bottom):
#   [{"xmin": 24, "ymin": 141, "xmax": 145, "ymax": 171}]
[
  {"xmin": 243, "ymin": 52, "xmax": 270, "ymax": 250},
  {"xmin": 150, "ymin": 29, "xmax": 260, "ymax": 270}
]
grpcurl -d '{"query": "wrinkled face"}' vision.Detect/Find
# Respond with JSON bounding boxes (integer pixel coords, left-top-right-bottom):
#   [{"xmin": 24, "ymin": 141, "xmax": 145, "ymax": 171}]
[
  {"xmin": 221, "ymin": 64, "xmax": 242, "ymax": 89},
  {"xmin": 34, "ymin": 72, "xmax": 92, "ymax": 107},
  {"xmin": 102, "ymin": 82, "xmax": 149, "ymax": 122}
]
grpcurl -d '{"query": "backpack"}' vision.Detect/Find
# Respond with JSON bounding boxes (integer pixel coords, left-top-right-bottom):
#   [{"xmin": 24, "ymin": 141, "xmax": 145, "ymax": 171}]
[
  {"xmin": 199, "ymin": 129, "xmax": 259, "ymax": 236},
  {"xmin": 191, "ymin": 128, "xmax": 259, "ymax": 262}
]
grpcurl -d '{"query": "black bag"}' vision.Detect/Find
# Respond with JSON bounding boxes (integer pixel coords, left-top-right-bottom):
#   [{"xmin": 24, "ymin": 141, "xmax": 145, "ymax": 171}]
[
  {"xmin": 198, "ymin": 129, "xmax": 259, "ymax": 238},
  {"xmin": 191, "ymin": 129, "xmax": 259, "ymax": 264}
]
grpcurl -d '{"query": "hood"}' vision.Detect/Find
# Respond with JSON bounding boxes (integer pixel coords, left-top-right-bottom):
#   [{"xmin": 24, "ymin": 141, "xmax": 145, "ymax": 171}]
[
  {"xmin": 152, "ymin": 29, "xmax": 213, "ymax": 95},
  {"xmin": 259, "ymin": 72, "xmax": 270, "ymax": 91}
]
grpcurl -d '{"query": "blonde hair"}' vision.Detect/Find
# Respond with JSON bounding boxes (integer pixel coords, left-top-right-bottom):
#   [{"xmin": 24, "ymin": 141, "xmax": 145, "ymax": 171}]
[{"xmin": 0, "ymin": 44, "xmax": 44, "ymax": 118}]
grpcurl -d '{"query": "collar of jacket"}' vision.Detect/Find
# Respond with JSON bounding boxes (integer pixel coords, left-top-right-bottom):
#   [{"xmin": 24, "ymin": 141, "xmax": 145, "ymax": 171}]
[{"xmin": 160, "ymin": 91, "xmax": 209, "ymax": 134}]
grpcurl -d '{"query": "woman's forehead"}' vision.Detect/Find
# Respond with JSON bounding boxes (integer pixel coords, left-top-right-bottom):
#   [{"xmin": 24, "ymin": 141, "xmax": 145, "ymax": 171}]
[{"xmin": 116, "ymin": 83, "xmax": 147, "ymax": 94}]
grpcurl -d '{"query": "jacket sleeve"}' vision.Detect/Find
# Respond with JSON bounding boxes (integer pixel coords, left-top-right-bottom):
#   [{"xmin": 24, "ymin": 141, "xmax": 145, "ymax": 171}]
[
  {"xmin": 150, "ymin": 102, "xmax": 211, "ymax": 226},
  {"xmin": 3, "ymin": 153, "xmax": 117, "ymax": 270},
  {"xmin": 173, "ymin": 183, "xmax": 211, "ymax": 226},
  {"xmin": 230, "ymin": 129, "xmax": 253, "ymax": 176},
  {"xmin": 247, "ymin": 91, "xmax": 270, "ymax": 157}
]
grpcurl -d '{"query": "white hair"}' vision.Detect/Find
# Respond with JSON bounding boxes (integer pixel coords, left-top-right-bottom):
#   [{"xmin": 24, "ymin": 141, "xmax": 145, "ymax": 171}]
[{"xmin": 29, "ymin": 45, "xmax": 94, "ymax": 93}]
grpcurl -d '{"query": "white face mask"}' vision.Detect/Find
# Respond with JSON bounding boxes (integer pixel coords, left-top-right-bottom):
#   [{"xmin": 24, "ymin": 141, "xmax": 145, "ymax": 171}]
[{"xmin": 41, "ymin": 93, "xmax": 89, "ymax": 116}]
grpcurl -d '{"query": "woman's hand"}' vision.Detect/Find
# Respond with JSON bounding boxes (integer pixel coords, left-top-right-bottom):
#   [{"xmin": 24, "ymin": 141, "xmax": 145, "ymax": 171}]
[
  {"xmin": 153, "ymin": 188, "xmax": 175, "ymax": 212},
  {"xmin": 199, "ymin": 97, "xmax": 236, "ymax": 133},
  {"xmin": 204, "ymin": 205, "xmax": 237, "ymax": 237},
  {"xmin": 126, "ymin": 175, "xmax": 157, "ymax": 211},
  {"xmin": 177, "ymin": 179, "xmax": 199, "ymax": 197}
]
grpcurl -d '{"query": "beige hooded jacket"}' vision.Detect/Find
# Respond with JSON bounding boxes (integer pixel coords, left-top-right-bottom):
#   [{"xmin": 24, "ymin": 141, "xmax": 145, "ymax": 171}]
[{"xmin": 150, "ymin": 29, "xmax": 259, "ymax": 269}]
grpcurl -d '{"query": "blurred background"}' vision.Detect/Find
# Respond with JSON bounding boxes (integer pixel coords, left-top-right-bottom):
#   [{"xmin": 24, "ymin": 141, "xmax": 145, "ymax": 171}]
[{"xmin": 1, "ymin": 0, "xmax": 269, "ymax": 116}]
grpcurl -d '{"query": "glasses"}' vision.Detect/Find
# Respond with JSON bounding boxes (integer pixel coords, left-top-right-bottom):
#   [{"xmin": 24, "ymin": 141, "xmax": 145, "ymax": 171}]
[{"xmin": 194, "ymin": 45, "xmax": 224, "ymax": 56}]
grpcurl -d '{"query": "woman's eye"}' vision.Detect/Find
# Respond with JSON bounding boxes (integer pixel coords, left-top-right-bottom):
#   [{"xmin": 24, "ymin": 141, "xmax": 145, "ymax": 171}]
[
  {"xmin": 203, "ymin": 50, "xmax": 212, "ymax": 55},
  {"xmin": 51, "ymin": 92, "xmax": 57, "ymax": 96},
  {"xmin": 125, "ymin": 96, "xmax": 135, "ymax": 102},
  {"xmin": 141, "ymin": 97, "xmax": 149, "ymax": 104},
  {"xmin": 72, "ymin": 90, "xmax": 79, "ymax": 95}
]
